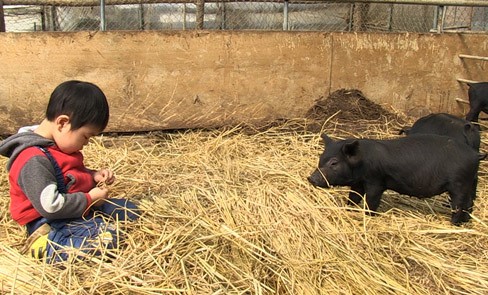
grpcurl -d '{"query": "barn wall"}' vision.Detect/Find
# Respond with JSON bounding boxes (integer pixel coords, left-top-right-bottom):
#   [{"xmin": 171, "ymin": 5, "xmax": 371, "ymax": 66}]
[{"xmin": 0, "ymin": 31, "xmax": 487, "ymax": 134}]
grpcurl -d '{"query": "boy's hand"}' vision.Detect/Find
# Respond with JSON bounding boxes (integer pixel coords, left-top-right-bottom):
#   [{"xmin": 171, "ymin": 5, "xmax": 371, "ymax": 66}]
[
  {"xmin": 88, "ymin": 187, "xmax": 109, "ymax": 206},
  {"xmin": 93, "ymin": 168, "xmax": 115, "ymax": 185}
]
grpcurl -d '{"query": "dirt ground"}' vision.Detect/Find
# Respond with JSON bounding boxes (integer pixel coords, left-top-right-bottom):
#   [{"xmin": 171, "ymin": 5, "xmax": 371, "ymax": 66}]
[
  {"xmin": 307, "ymin": 89, "xmax": 399, "ymax": 122},
  {"xmin": 241, "ymin": 88, "xmax": 407, "ymax": 136},
  {"xmin": 303, "ymin": 89, "xmax": 408, "ymax": 134}
]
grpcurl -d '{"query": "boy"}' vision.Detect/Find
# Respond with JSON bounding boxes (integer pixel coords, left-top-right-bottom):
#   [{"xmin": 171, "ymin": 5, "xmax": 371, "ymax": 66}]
[{"xmin": 0, "ymin": 80, "xmax": 139, "ymax": 263}]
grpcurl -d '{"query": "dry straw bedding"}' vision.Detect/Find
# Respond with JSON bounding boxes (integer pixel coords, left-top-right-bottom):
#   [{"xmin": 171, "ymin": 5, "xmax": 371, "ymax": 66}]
[{"xmin": 2, "ymin": 114, "xmax": 488, "ymax": 293}]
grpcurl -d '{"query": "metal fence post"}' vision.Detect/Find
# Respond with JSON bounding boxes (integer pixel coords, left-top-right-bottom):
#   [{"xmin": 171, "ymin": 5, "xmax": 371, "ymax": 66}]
[
  {"xmin": 51, "ymin": 6, "xmax": 58, "ymax": 31},
  {"xmin": 283, "ymin": 0, "xmax": 289, "ymax": 31},
  {"xmin": 222, "ymin": 2, "xmax": 226, "ymax": 30},
  {"xmin": 138, "ymin": 3, "xmax": 145, "ymax": 30},
  {"xmin": 387, "ymin": 4, "xmax": 394, "ymax": 31},
  {"xmin": 100, "ymin": 0, "xmax": 106, "ymax": 31},
  {"xmin": 435, "ymin": 5, "xmax": 445, "ymax": 33},
  {"xmin": 348, "ymin": 3, "xmax": 354, "ymax": 31},
  {"xmin": 183, "ymin": 4, "xmax": 187, "ymax": 30}
]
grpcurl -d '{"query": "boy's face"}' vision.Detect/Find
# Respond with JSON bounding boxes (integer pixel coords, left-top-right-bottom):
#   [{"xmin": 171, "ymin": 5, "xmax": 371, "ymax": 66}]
[{"xmin": 54, "ymin": 116, "xmax": 100, "ymax": 154}]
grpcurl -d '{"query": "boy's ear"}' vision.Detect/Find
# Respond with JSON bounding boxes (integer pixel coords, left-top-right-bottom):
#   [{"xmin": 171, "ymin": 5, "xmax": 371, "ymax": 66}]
[{"xmin": 55, "ymin": 115, "xmax": 71, "ymax": 131}]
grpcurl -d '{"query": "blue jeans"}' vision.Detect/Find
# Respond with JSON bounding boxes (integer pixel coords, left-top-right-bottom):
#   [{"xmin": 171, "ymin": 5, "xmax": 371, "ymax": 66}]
[{"xmin": 33, "ymin": 199, "xmax": 139, "ymax": 263}]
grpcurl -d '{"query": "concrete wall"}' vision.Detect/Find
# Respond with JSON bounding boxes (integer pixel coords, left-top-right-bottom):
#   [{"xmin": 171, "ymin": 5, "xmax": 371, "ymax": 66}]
[{"xmin": 0, "ymin": 31, "xmax": 487, "ymax": 134}]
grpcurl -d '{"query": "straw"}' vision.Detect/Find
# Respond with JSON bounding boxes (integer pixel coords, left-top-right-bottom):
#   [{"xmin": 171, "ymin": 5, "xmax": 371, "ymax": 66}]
[{"xmin": 1, "ymin": 90, "xmax": 488, "ymax": 294}]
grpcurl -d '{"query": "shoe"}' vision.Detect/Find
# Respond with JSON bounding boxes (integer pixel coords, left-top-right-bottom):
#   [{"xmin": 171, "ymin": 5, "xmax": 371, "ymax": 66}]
[
  {"xmin": 30, "ymin": 234, "xmax": 49, "ymax": 259},
  {"xmin": 20, "ymin": 223, "xmax": 51, "ymax": 260}
]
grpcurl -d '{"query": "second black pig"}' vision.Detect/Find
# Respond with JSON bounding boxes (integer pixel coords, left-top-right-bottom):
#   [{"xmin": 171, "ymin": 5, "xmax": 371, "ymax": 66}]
[{"xmin": 399, "ymin": 113, "xmax": 480, "ymax": 151}]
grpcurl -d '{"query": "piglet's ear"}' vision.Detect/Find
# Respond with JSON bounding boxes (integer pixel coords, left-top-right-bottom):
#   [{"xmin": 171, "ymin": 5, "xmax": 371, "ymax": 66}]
[
  {"xmin": 321, "ymin": 134, "xmax": 334, "ymax": 146},
  {"xmin": 342, "ymin": 140, "xmax": 362, "ymax": 166}
]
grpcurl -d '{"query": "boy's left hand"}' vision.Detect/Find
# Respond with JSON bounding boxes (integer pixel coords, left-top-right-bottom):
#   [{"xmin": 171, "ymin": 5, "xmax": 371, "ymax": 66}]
[{"xmin": 94, "ymin": 168, "xmax": 115, "ymax": 185}]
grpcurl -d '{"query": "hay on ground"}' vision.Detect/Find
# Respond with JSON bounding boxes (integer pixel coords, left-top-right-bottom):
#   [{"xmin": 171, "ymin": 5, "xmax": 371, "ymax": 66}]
[{"xmin": 1, "ymin": 90, "xmax": 488, "ymax": 294}]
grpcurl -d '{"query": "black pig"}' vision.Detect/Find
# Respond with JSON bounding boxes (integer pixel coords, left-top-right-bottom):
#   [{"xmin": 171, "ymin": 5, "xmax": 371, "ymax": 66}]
[
  {"xmin": 308, "ymin": 133, "xmax": 482, "ymax": 225},
  {"xmin": 400, "ymin": 113, "xmax": 480, "ymax": 151},
  {"xmin": 466, "ymin": 82, "xmax": 488, "ymax": 124}
]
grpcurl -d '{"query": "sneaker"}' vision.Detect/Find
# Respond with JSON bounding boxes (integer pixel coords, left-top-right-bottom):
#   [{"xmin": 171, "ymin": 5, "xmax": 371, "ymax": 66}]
[{"xmin": 30, "ymin": 234, "xmax": 49, "ymax": 259}]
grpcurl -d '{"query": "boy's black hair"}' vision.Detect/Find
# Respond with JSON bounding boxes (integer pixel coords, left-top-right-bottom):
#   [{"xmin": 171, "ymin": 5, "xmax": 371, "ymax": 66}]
[{"xmin": 46, "ymin": 80, "xmax": 109, "ymax": 131}]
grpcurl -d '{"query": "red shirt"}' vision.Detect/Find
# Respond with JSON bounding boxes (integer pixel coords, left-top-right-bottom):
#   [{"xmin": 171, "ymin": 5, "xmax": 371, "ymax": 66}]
[{"xmin": 9, "ymin": 146, "xmax": 93, "ymax": 225}]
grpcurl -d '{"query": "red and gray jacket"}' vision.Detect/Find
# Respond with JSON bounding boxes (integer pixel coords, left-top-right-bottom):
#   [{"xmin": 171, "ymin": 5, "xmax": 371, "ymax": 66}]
[{"xmin": 0, "ymin": 130, "xmax": 94, "ymax": 225}]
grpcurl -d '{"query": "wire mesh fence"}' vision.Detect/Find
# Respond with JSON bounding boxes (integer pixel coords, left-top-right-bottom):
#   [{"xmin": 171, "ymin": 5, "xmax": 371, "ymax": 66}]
[{"xmin": 2, "ymin": 1, "xmax": 488, "ymax": 33}]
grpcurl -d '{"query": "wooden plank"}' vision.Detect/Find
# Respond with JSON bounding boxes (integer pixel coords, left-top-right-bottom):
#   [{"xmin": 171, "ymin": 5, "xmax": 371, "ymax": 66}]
[
  {"xmin": 457, "ymin": 78, "xmax": 480, "ymax": 84},
  {"xmin": 459, "ymin": 54, "xmax": 488, "ymax": 61}
]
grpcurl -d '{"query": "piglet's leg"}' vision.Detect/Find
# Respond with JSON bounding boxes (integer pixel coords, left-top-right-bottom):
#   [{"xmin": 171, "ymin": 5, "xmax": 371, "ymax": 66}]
[
  {"xmin": 471, "ymin": 176, "xmax": 478, "ymax": 202},
  {"xmin": 465, "ymin": 102, "xmax": 482, "ymax": 123},
  {"xmin": 364, "ymin": 184, "xmax": 385, "ymax": 213},
  {"xmin": 348, "ymin": 184, "xmax": 364, "ymax": 206},
  {"xmin": 450, "ymin": 208, "xmax": 471, "ymax": 225},
  {"xmin": 448, "ymin": 185, "xmax": 473, "ymax": 225}
]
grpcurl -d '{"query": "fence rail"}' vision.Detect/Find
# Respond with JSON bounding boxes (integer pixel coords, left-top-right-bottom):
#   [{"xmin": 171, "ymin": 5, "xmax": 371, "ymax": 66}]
[
  {"xmin": 2, "ymin": 0, "xmax": 488, "ymax": 33},
  {"xmin": 3, "ymin": 0, "xmax": 488, "ymax": 5}
]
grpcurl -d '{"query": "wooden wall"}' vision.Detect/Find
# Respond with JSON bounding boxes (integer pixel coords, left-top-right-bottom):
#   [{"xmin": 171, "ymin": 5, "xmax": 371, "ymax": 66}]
[{"xmin": 0, "ymin": 31, "xmax": 487, "ymax": 134}]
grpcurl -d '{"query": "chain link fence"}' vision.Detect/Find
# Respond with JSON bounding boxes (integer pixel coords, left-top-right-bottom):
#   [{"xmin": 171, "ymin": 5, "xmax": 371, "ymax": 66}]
[{"xmin": 2, "ymin": 1, "xmax": 488, "ymax": 33}]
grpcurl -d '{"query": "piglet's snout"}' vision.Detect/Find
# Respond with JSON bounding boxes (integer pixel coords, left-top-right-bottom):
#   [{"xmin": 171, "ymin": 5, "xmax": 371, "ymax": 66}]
[{"xmin": 308, "ymin": 169, "xmax": 330, "ymax": 188}]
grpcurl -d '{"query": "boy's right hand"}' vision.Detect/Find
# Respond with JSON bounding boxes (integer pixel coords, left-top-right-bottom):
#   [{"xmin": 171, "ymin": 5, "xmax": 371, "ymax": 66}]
[{"xmin": 88, "ymin": 187, "xmax": 109, "ymax": 207}]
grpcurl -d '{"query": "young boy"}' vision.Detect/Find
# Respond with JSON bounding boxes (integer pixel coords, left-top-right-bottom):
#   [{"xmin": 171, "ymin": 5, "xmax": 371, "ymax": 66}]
[{"xmin": 0, "ymin": 80, "xmax": 139, "ymax": 263}]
